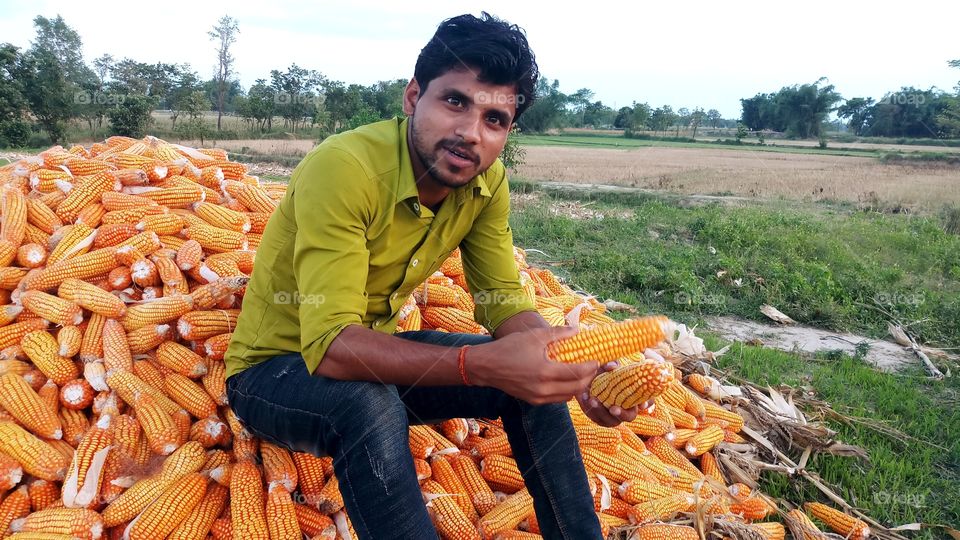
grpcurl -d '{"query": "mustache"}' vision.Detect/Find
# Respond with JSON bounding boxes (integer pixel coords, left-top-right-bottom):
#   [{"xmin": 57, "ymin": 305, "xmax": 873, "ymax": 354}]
[{"xmin": 438, "ymin": 139, "xmax": 479, "ymax": 164}]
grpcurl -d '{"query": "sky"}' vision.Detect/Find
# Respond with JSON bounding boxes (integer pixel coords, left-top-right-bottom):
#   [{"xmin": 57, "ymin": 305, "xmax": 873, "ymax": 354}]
[{"xmin": 1, "ymin": 0, "xmax": 957, "ymax": 118}]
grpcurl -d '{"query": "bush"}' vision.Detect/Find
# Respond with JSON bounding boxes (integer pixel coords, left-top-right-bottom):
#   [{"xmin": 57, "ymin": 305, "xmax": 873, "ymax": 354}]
[
  {"xmin": 107, "ymin": 94, "xmax": 156, "ymax": 138},
  {"xmin": 0, "ymin": 120, "xmax": 31, "ymax": 148}
]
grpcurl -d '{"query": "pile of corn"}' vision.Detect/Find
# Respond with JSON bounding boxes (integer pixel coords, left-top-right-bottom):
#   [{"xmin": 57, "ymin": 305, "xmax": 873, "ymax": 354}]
[{"xmin": 0, "ymin": 138, "xmax": 871, "ymax": 540}]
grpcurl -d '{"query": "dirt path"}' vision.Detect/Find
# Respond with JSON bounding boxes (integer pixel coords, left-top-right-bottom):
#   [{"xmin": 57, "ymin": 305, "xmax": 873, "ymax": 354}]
[{"xmin": 705, "ymin": 316, "xmax": 919, "ymax": 372}]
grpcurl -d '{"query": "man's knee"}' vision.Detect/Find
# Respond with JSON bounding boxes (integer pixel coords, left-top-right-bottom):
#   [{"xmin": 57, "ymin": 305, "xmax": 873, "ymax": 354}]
[{"xmin": 324, "ymin": 381, "xmax": 408, "ymax": 451}]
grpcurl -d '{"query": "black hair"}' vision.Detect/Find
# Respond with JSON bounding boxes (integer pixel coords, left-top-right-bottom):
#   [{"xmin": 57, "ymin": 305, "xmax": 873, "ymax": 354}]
[{"xmin": 414, "ymin": 12, "xmax": 538, "ymax": 120}]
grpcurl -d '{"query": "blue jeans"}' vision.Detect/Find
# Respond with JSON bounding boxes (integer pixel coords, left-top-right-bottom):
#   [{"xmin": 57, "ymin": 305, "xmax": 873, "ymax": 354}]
[{"xmin": 225, "ymin": 330, "xmax": 602, "ymax": 540}]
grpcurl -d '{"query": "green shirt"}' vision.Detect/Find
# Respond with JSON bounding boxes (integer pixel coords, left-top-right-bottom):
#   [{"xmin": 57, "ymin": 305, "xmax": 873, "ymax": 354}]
[{"xmin": 224, "ymin": 117, "xmax": 536, "ymax": 379}]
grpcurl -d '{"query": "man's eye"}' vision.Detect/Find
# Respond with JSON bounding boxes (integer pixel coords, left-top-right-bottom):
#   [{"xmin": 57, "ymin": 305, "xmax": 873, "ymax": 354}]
[
  {"xmin": 446, "ymin": 96, "xmax": 462, "ymax": 106},
  {"xmin": 487, "ymin": 115, "xmax": 501, "ymax": 125}
]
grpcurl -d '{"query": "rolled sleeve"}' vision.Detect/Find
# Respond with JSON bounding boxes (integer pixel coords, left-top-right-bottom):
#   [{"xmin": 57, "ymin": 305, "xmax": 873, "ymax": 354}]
[
  {"xmin": 292, "ymin": 148, "xmax": 376, "ymax": 374},
  {"xmin": 460, "ymin": 172, "xmax": 537, "ymax": 333}
]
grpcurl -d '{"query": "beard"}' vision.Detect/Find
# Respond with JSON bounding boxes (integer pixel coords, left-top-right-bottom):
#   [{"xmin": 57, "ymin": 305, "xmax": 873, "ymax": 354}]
[{"xmin": 409, "ymin": 117, "xmax": 480, "ymax": 189}]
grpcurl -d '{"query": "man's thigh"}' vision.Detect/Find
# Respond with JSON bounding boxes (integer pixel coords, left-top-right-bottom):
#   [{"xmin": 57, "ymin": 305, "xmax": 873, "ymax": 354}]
[{"xmin": 226, "ymin": 353, "xmax": 406, "ymax": 457}]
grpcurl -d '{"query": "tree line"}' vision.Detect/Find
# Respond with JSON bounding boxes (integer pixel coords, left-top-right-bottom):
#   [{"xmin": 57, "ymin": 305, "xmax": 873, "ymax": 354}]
[{"xmin": 1, "ymin": 14, "xmax": 958, "ymax": 147}]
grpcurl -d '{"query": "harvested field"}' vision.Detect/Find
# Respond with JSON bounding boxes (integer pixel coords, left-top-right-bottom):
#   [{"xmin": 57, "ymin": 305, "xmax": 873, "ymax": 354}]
[{"xmin": 516, "ymin": 145, "xmax": 960, "ymax": 210}]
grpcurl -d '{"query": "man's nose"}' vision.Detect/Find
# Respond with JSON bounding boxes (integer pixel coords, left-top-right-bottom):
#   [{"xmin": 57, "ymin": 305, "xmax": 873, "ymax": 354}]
[{"xmin": 454, "ymin": 114, "xmax": 482, "ymax": 145}]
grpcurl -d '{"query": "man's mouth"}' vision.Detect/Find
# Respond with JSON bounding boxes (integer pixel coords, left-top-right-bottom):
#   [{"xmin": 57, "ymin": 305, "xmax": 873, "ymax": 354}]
[{"xmin": 443, "ymin": 146, "xmax": 477, "ymax": 166}]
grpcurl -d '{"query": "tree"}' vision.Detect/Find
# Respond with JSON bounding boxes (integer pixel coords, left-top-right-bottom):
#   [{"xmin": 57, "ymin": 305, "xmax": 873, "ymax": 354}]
[
  {"xmin": 568, "ymin": 88, "xmax": 594, "ymax": 127},
  {"xmin": 582, "ymin": 101, "xmax": 615, "ymax": 128},
  {"xmin": 107, "ymin": 94, "xmax": 155, "ymax": 137},
  {"xmin": 937, "ymin": 60, "xmax": 960, "ymax": 138},
  {"xmin": 675, "ymin": 107, "xmax": 690, "ymax": 136},
  {"xmin": 517, "ymin": 78, "xmax": 567, "ymax": 133},
  {"xmin": 19, "ymin": 15, "xmax": 96, "ymax": 143},
  {"xmin": 0, "ymin": 44, "xmax": 30, "ymax": 147},
  {"xmin": 689, "ymin": 107, "xmax": 705, "ymax": 138},
  {"xmin": 613, "ymin": 106, "xmax": 633, "ymax": 129},
  {"xmin": 169, "ymin": 66, "xmax": 204, "ymax": 129},
  {"xmin": 647, "ymin": 105, "xmax": 675, "ymax": 135},
  {"xmin": 706, "ymin": 109, "xmax": 722, "ymax": 128},
  {"xmin": 837, "ymin": 97, "xmax": 875, "ymax": 136},
  {"xmin": 269, "ymin": 64, "xmax": 325, "ymax": 132},
  {"xmin": 175, "ymin": 90, "xmax": 211, "ymax": 143},
  {"xmin": 208, "ymin": 15, "xmax": 239, "ymax": 131},
  {"xmin": 773, "ymin": 79, "xmax": 841, "ymax": 138}
]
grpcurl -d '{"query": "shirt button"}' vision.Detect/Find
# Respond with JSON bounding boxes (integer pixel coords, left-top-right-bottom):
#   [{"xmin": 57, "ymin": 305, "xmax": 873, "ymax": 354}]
[
  {"xmin": 373, "ymin": 320, "xmax": 381, "ymax": 327},
  {"xmin": 412, "ymin": 259, "xmax": 419, "ymax": 267},
  {"xmin": 413, "ymin": 203, "xmax": 420, "ymax": 212},
  {"xmin": 391, "ymin": 292, "xmax": 398, "ymax": 300}
]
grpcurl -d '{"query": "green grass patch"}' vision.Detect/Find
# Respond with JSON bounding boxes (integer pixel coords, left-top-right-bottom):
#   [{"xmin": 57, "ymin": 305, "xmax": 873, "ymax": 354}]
[
  {"xmin": 708, "ymin": 338, "xmax": 960, "ymax": 536},
  {"xmin": 509, "ymin": 184, "xmax": 960, "ymax": 348}
]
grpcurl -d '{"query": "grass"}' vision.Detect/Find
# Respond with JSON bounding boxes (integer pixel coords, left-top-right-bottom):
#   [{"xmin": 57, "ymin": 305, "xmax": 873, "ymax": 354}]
[{"xmin": 509, "ymin": 188, "xmax": 960, "ymax": 536}]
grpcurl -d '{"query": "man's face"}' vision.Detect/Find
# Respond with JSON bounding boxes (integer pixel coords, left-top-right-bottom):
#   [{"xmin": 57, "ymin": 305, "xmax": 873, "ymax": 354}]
[{"xmin": 403, "ymin": 68, "xmax": 517, "ymax": 189}]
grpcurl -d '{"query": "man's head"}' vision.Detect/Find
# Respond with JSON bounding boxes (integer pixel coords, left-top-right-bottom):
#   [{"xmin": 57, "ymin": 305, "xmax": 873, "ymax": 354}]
[{"xmin": 403, "ymin": 12, "xmax": 538, "ymax": 189}]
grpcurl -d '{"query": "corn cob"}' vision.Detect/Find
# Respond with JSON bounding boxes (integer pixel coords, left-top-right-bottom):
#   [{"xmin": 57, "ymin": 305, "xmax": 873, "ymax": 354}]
[
  {"xmin": 20, "ymin": 290, "xmax": 83, "ymax": 326},
  {"xmin": 590, "ymin": 360, "xmax": 674, "ymax": 410},
  {"xmin": 120, "ymin": 295, "xmax": 193, "ymax": 331},
  {"xmin": 547, "ymin": 316, "xmax": 668, "ymax": 364},
  {"xmin": 55, "ymin": 171, "xmax": 118, "ymax": 223},
  {"xmin": 804, "ymin": 502, "xmax": 870, "ymax": 539},
  {"xmin": 56, "ymin": 326, "xmax": 82, "ymax": 358},
  {"xmin": 16, "ymin": 243, "xmax": 48, "ymax": 268},
  {"xmin": 125, "ymin": 323, "xmax": 173, "ymax": 354},
  {"xmin": 21, "ymin": 330, "xmax": 79, "ymax": 385},
  {"xmin": 265, "ymin": 481, "xmax": 301, "ymax": 540},
  {"xmin": 0, "ymin": 267, "xmax": 29, "ymax": 290},
  {"xmin": 0, "ymin": 421, "xmax": 69, "ymax": 480},
  {"xmin": 61, "ymin": 414, "xmax": 112, "ymax": 508},
  {"xmin": 317, "ymin": 473, "xmax": 344, "ymax": 514},
  {"xmin": 156, "ymin": 341, "xmax": 207, "ymax": 378},
  {"xmin": 22, "ymin": 247, "xmax": 117, "ymax": 291},
  {"xmin": 163, "ymin": 373, "xmax": 217, "ymax": 418},
  {"xmin": 0, "ymin": 486, "xmax": 31, "ymax": 534},
  {"xmin": 100, "ymin": 191, "xmax": 157, "ymax": 211},
  {"xmin": 230, "ymin": 461, "xmax": 269, "ymax": 539},
  {"xmin": 260, "ymin": 441, "xmax": 298, "ymax": 492},
  {"xmin": 627, "ymin": 493, "xmax": 693, "ymax": 525},
  {"xmin": 9, "ymin": 507, "xmax": 103, "ymax": 539},
  {"xmin": 126, "ymin": 472, "xmax": 207, "ymax": 540},
  {"xmin": 1, "ymin": 187, "xmax": 27, "ymax": 246},
  {"xmin": 451, "ymin": 454, "xmax": 499, "ymax": 515},
  {"xmin": 421, "ymin": 307, "xmax": 487, "ymax": 334},
  {"xmin": 27, "ymin": 478, "xmax": 59, "ymax": 512},
  {"xmin": 59, "ymin": 407, "xmax": 90, "ymax": 446},
  {"xmin": 786, "ymin": 508, "xmax": 826, "ymax": 540},
  {"xmin": 421, "ymin": 480, "xmax": 481, "ymax": 540},
  {"xmin": 183, "ymin": 224, "xmax": 247, "ymax": 253},
  {"xmin": 176, "ymin": 309, "xmax": 240, "ymax": 340},
  {"xmin": 630, "ymin": 523, "xmax": 699, "ymax": 540},
  {"xmin": 478, "ymin": 488, "xmax": 533, "ymax": 538},
  {"xmin": 0, "ymin": 372, "xmax": 62, "ymax": 439},
  {"xmin": 292, "ymin": 452, "xmax": 327, "ymax": 507},
  {"xmin": 166, "ymin": 481, "xmax": 227, "ymax": 540}
]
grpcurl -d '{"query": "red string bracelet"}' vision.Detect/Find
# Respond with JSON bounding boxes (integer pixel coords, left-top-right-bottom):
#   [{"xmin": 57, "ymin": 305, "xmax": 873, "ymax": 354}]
[{"xmin": 458, "ymin": 345, "xmax": 472, "ymax": 386}]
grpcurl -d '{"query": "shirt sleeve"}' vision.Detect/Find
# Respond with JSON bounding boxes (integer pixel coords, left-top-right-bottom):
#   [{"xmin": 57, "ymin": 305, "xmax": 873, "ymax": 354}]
[
  {"xmin": 459, "ymin": 167, "xmax": 537, "ymax": 333},
  {"xmin": 291, "ymin": 147, "xmax": 377, "ymax": 375}
]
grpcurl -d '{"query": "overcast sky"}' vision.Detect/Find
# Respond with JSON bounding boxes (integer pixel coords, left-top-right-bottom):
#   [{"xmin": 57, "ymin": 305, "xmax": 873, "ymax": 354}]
[{"xmin": 1, "ymin": 0, "xmax": 957, "ymax": 118}]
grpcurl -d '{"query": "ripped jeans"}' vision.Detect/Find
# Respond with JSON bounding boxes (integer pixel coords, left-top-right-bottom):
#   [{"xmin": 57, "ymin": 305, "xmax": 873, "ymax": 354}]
[{"xmin": 225, "ymin": 330, "xmax": 602, "ymax": 540}]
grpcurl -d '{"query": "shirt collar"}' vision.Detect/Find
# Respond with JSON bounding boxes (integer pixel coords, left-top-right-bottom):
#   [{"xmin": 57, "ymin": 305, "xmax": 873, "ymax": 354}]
[{"xmin": 396, "ymin": 117, "xmax": 493, "ymax": 213}]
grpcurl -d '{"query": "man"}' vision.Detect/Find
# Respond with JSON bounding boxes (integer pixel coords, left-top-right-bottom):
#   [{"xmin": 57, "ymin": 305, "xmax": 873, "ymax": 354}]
[{"xmin": 224, "ymin": 12, "xmax": 637, "ymax": 539}]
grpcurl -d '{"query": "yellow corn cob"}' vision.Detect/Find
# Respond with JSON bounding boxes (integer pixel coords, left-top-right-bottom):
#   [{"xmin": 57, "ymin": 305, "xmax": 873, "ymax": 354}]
[
  {"xmin": 21, "ymin": 330, "xmax": 79, "ymax": 386},
  {"xmin": 0, "ymin": 451, "xmax": 23, "ymax": 491},
  {"xmin": 265, "ymin": 481, "xmax": 302, "ymax": 540},
  {"xmin": 751, "ymin": 522, "xmax": 786, "ymax": 540},
  {"xmin": 22, "ymin": 247, "xmax": 117, "ymax": 291},
  {"xmin": 46, "ymin": 224, "xmax": 96, "ymax": 265},
  {"xmin": 125, "ymin": 323, "xmax": 173, "ymax": 354},
  {"xmin": 9, "ymin": 507, "xmax": 103, "ymax": 539},
  {"xmin": 478, "ymin": 488, "xmax": 533, "ymax": 538},
  {"xmin": 617, "ymin": 478, "xmax": 684, "ymax": 505},
  {"xmin": 0, "ymin": 267, "xmax": 28, "ymax": 290},
  {"xmin": 702, "ymin": 399, "xmax": 745, "ymax": 432},
  {"xmin": 685, "ymin": 424, "xmax": 725, "ymax": 457},
  {"xmin": 75, "ymin": 202, "xmax": 106, "ymax": 228},
  {"xmin": 627, "ymin": 493, "xmax": 693, "ymax": 525},
  {"xmin": 158, "ymin": 440, "xmax": 206, "ymax": 479},
  {"xmin": 183, "ymin": 223, "xmax": 247, "ymax": 253},
  {"xmin": 574, "ymin": 424, "xmax": 621, "ymax": 455},
  {"xmin": 92, "ymin": 223, "xmax": 139, "ymax": 248},
  {"xmin": 16, "ymin": 242, "xmax": 48, "ymax": 268},
  {"xmin": 76, "ymin": 313, "xmax": 105, "ymax": 364},
  {"xmin": 174, "ymin": 239, "xmax": 203, "ymax": 271},
  {"xmin": 230, "ymin": 461, "xmax": 269, "ymax": 539},
  {"xmin": 188, "ymin": 416, "xmax": 230, "ymax": 448},
  {"xmin": 0, "ymin": 240, "xmax": 16, "ymax": 266},
  {"xmin": 663, "ymin": 403, "xmax": 697, "ymax": 430},
  {"xmin": 102, "ymin": 474, "xmax": 176, "ymax": 527},
  {"xmin": 25, "ymin": 199, "xmax": 63, "ymax": 235},
  {"xmin": 156, "ymin": 341, "xmax": 207, "ymax": 378},
  {"xmin": 260, "ymin": 441, "xmax": 298, "ymax": 493},
  {"xmin": 480, "ymin": 454, "xmax": 525, "ymax": 493},
  {"xmin": 786, "ymin": 508, "xmax": 825, "ymax": 540},
  {"xmin": 699, "ymin": 451, "xmax": 725, "ymax": 484},
  {"xmin": 451, "ymin": 454, "xmax": 499, "ymax": 516},
  {"xmin": 163, "ymin": 373, "xmax": 217, "ymax": 418},
  {"xmin": 645, "ymin": 436, "xmax": 702, "ymax": 480},
  {"xmin": 1, "ymin": 187, "xmax": 27, "ymax": 246},
  {"xmin": 0, "ymin": 485, "xmax": 31, "ymax": 535},
  {"xmin": 55, "ymin": 171, "xmax": 117, "ymax": 223},
  {"xmin": 590, "ymin": 360, "xmax": 674, "ymax": 409},
  {"xmin": 731, "ymin": 496, "xmax": 776, "ymax": 521},
  {"xmin": 139, "ymin": 183, "xmax": 204, "ymax": 208},
  {"xmin": 136, "ymin": 213, "xmax": 184, "ymax": 235},
  {"xmin": 317, "ymin": 473, "xmax": 344, "ymax": 514},
  {"xmin": 0, "ymin": 373, "xmax": 62, "ymax": 439},
  {"xmin": 420, "ymin": 480, "xmax": 481, "ymax": 540},
  {"xmin": 293, "ymin": 503, "xmax": 335, "ymax": 537},
  {"xmin": 292, "ymin": 452, "xmax": 327, "ymax": 507},
  {"xmin": 28, "ymin": 478, "xmax": 59, "ymax": 512},
  {"xmin": 100, "ymin": 191, "xmax": 158, "ymax": 211},
  {"xmin": 55, "ymin": 326, "xmax": 82, "ymax": 358},
  {"xmin": 546, "ymin": 316, "xmax": 668, "ymax": 364},
  {"xmin": 133, "ymin": 394, "xmax": 181, "ymax": 455},
  {"xmin": 127, "ymin": 472, "xmax": 207, "ymax": 540},
  {"xmin": 0, "ymin": 421, "xmax": 69, "ymax": 481},
  {"xmin": 61, "ymin": 414, "xmax": 112, "ymax": 508},
  {"xmin": 234, "ymin": 184, "xmax": 277, "ymax": 213},
  {"xmin": 421, "ymin": 307, "xmax": 487, "ymax": 334},
  {"xmin": 192, "ymin": 202, "xmax": 250, "ymax": 232},
  {"xmin": 630, "ymin": 523, "xmax": 699, "ymax": 540},
  {"xmin": 804, "ymin": 502, "xmax": 870, "ymax": 539},
  {"xmin": 121, "ymin": 295, "xmax": 194, "ymax": 331},
  {"xmin": 176, "ymin": 309, "xmax": 240, "ymax": 340},
  {"xmin": 622, "ymin": 414, "xmax": 674, "ymax": 438},
  {"xmin": 19, "ymin": 291, "xmax": 83, "ymax": 326},
  {"xmin": 58, "ymin": 407, "xmax": 89, "ymax": 446},
  {"xmin": 166, "ymin": 482, "xmax": 227, "ymax": 540}
]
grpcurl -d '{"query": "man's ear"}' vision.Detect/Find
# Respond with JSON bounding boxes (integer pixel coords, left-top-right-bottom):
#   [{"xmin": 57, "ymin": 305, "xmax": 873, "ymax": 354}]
[{"xmin": 402, "ymin": 78, "xmax": 420, "ymax": 116}]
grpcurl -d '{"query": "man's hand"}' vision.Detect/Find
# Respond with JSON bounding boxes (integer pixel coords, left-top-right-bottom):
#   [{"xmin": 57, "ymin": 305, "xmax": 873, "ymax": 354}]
[
  {"xmin": 470, "ymin": 325, "xmax": 598, "ymax": 406},
  {"xmin": 576, "ymin": 361, "xmax": 640, "ymax": 428}
]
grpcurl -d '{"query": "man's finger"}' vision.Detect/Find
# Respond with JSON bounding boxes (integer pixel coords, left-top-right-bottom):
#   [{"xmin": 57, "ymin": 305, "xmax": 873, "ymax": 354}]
[{"xmin": 617, "ymin": 406, "xmax": 639, "ymax": 422}]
